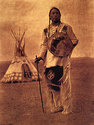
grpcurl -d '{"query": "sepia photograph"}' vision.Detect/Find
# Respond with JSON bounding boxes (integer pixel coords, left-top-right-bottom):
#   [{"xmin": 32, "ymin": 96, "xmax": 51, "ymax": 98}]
[{"xmin": 0, "ymin": 0, "xmax": 94, "ymax": 125}]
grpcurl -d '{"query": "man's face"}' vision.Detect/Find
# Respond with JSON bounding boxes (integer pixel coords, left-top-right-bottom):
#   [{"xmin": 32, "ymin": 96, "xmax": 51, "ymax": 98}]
[{"xmin": 50, "ymin": 9, "xmax": 61, "ymax": 23}]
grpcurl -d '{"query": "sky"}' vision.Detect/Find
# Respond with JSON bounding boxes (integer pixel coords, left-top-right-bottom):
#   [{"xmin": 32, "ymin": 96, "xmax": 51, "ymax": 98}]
[{"xmin": 0, "ymin": 0, "xmax": 94, "ymax": 61}]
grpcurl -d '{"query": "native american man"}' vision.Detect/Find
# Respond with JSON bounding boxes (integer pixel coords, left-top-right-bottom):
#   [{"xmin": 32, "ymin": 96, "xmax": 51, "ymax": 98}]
[{"xmin": 35, "ymin": 7, "xmax": 78, "ymax": 114}]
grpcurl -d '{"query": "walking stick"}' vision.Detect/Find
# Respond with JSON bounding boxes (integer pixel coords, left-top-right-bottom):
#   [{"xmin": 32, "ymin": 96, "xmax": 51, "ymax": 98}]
[{"xmin": 36, "ymin": 56, "xmax": 44, "ymax": 113}]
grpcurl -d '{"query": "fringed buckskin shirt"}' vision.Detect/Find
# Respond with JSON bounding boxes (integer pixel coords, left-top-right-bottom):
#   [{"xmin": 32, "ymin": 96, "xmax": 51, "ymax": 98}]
[{"xmin": 40, "ymin": 22, "xmax": 78, "ymax": 68}]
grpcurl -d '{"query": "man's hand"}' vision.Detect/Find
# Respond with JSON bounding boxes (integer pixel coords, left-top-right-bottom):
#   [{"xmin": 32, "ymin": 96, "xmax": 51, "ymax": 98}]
[{"xmin": 35, "ymin": 57, "xmax": 43, "ymax": 63}]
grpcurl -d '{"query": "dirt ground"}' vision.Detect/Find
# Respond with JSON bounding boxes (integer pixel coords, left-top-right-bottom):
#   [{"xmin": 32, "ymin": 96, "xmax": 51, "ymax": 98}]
[{"xmin": 0, "ymin": 57, "xmax": 94, "ymax": 125}]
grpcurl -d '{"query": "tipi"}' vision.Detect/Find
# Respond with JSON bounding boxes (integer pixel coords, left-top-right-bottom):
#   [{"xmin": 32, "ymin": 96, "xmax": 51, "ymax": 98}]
[{"xmin": 1, "ymin": 30, "xmax": 38, "ymax": 83}]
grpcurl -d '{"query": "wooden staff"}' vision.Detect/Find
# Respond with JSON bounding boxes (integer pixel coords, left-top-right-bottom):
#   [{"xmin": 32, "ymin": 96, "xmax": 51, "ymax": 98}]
[{"xmin": 36, "ymin": 56, "xmax": 44, "ymax": 113}]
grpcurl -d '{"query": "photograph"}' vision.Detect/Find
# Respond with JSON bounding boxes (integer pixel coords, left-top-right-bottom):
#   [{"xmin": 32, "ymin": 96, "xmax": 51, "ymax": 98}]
[{"xmin": 0, "ymin": 0, "xmax": 94, "ymax": 125}]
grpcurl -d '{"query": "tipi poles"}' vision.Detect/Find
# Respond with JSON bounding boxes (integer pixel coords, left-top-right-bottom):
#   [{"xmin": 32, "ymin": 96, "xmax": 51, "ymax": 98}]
[{"xmin": 36, "ymin": 56, "xmax": 44, "ymax": 113}]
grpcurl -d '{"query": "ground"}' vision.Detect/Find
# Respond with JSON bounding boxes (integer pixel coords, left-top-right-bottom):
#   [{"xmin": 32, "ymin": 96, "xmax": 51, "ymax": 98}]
[{"xmin": 0, "ymin": 57, "xmax": 94, "ymax": 125}]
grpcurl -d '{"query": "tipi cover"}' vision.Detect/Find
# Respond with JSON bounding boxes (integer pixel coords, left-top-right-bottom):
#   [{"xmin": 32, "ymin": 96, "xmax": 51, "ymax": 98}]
[{"xmin": 1, "ymin": 30, "xmax": 38, "ymax": 83}]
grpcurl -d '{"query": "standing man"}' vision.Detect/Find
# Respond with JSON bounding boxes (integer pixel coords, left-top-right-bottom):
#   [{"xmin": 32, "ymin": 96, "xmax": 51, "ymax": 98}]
[{"xmin": 35, "ymin": 7, "xmax": 78, "ymax": 114}]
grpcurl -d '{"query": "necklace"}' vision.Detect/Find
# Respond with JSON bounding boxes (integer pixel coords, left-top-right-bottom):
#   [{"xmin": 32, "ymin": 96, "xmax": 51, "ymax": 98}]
[{"xmin": 51, "ymin": 24, "xmax": 61, "ymax": 35}]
